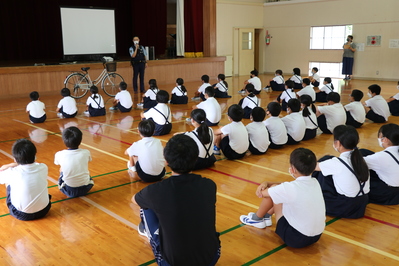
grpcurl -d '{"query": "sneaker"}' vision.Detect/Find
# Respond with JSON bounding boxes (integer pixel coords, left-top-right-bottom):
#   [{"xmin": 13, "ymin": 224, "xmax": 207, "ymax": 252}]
[
  {"xmin": 240, "ymin": 213, "xmax": 267, "ymax": 229},
  {"xmin": 84, "ymin": 111, "xmax": 90, "ymax": 116},
  {"xmin": 138, "ymin": 222, "xmax": 149, "ymax": 239},
  {"xmin": 248, "ymin": 212, "xmax": 272, "ymax": 227},
  {"xmin": 213, "ymin": 145, "xmax": 221, "ymax": 155},
  {"xmin": 109, "ymin": 106, "xmax": 117, "ymax": 111},
  {"xmin": 57, "ymin": 112, "xmax": 64, "ymax": 118},
  {"xmin": 191, "ymin": 97, "xmax": 200, "ymax": 100},
  {"xmin": 137, "ymin": 103, "xmax": 144, "ymax": 109},
  {"xmin": 186, "ymin": 117, "xmax": 192, "ymax": 122}
]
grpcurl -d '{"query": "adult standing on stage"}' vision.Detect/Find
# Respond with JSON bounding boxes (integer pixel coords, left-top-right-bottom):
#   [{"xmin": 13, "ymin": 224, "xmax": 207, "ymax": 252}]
[
  {"xmin": 342, "ymin": 35, "xmax": 356, "ymax": 80},
  {"xmin": 129, "ymin": 36, "xmax": 148, "ymax": 93}
]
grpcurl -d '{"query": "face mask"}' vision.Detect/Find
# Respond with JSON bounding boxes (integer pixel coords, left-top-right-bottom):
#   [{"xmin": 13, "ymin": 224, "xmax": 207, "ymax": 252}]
[
  {"xmin": 378, "ymin": 138, "xmax": 384, "ymax": 148},
  {"xmin": 288, "ymin": 167, "xmax": 296, "ymax": 179},
  {"xmin": 332, "ymin": 142, "xmax": 339, "ymax": 152},
  {"xmin": 367, "ymin": 92, "xmax": 372, "ymax": 98},
  {"xmin": 346, "ymin": 38, "xmax": 350, "ymax": 42},
  {"xmin": 134, "ymin": 41, "xmax": 139, "ymax": 45}
]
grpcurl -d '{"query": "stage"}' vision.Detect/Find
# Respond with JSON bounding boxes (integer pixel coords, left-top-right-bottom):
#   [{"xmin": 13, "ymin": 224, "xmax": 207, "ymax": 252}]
[{"xmin": 0, "ymin": 57, "xmax": 225, "ymax": 98}]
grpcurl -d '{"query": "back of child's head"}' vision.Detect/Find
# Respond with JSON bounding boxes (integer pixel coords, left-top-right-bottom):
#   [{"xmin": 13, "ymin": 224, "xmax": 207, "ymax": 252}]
[
  {"xmin": 61, "ymin": 88, "xmax": 71, "ymax": 97},
  {"xmin": 204, "ymin": 86, "xmax": 215, "ymax": 97},
  {"xmin": 156, "ymin": 90, "xmax": 169, "ymax": 103},
  {"xmin": 250, "ymin": 69, "xmax": 259, "ymax": 76},
  {"xmin": 138, "ymin": 119, "xmax": 155, "ymax": 137},
  {"xmin": 30, "ymin": 91, "xmax": 39, "ymax": 101},
  {"xmin": 378, "ymin": 123, "xmax": 399, "ymax": 145},
  {"xmin": 218, "ymin": 73, "xmax": 228, "ymax": 88},
  {"xmin": 275, "ymin": 69, "xmax": 283, "ymax": 75},
  {"xmin": 302, "ymin": 78, "xmax": 310, "ymax": 85},
  {"xmin": 267, "ymin": 102, "xmax": 281, "ymax": 117},
  {"xmin": 351, "ymin": 89, "xmax": 363, "ymax": 101},
  {"xmin": 300, "ymin": 94, "xmax": 316, "ymax": 116},
  {"xmin": 287, "ymin": 98, "xmax": 301, "ymax": 112},
  {"xmin": 149, "ymin": 79, "xmax": 157, "ymax": 89},
  {"xmin": 62, "ymin": 126, "xmax": 82, "ymax": 149},
  {"xmin": 176, "ymin": 78, "xmax": 187, "ymax": 93},
  {"xmin": 251, "ymin": 107, "xmax": 266, "ymax": 122},
  {"xmin": 245, "ymin": 83, "xmax": 255, "ymax": 94},
  {"xmin": 119, "ymin": 81, "xmax": 127, "ymax": 90},
  {"xmin": 289, "ymin": 148, "xmax": 316, "ymax": 176},
  {"xmin": 293, "ymin": 68, "xmax": 301, "ymax": 75},
  {"xmin": 201, "ymin": 75, "xmax": 210, "ymax": 83},
  {"xmin": 191, "ymin": 109, "xmax": 211, "ymax": 145},
  {"xmin": 312, "ymin": 67, "xmax": 318, "ymax": 73},
  {"xmin": 324, "ymin": 77, "xmax": 332, "ymax": 83},
  {"xmin": 90, "ymin": 85, "xmax": 99, "ymax": 94},
  {"xmin": 164, "ymin": 134, "xmax": 199, "ymax": 174},
  {"xmin": 368, "ymin": 84, "xmax": 381, "ymax": 95},
  {"xmin": 327, "ymin": 92, "xmax": 340, "ymax": 103},
  {"xmin": 227, "ymin": 104, "xmax": 244, "ymax": 122},
  {"xmin": 285, "ymin": 80, "xmax": 294, "ymax": 90},
  {"xmin": 12, "ymin": 139, "xmax": 36, "ymax": 165}
]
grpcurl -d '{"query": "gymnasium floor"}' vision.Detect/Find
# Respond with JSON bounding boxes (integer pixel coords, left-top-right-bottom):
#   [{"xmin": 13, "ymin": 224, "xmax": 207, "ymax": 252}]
[{"xmin": 0, "ymin": 75, "xmax": 398, "ymax": 265}]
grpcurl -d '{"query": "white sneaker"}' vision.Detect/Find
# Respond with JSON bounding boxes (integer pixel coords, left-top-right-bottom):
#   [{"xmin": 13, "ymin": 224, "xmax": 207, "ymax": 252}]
[
  {"xmin": 57, "ymin": 113, "xmax": 64, "ymax": 118},
  {"xmin": 109, "ymin": 106, "xmax": 117, "ymax": 111},
  {"xmin": 191, "ymin": 97, "xmax": 200, "ymax": 100},
  {"xmin": 240, "ymin": 212, "xmax": 267, "ymax": 229},
  {"xmin": 137, "ymin": 103, "xmax": 143, "ymax": 109},
  {"xmin": 186, "ymin": 118, "xmax": 192, "ymax": 122},
  {"xmin": 248, "ymin": 212, "xmax": 272, "ymax": 227},
  {"xmin": 84, "ymin": 111, "xmax": 90, "ymax": 116},
  {"xmin": 138, "ymin": 222, "xmax": 150, "ymax": 240}
]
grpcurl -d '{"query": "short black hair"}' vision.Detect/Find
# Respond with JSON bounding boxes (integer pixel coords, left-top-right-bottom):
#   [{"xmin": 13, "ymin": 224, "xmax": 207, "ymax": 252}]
[
  {"xmin": 250, "ymin": 69, "xmax": 259, "ymax": 76},
  {"xmin": 351, "ymin": 89, "xmax": 364, "ymax": 101},
  {"xmin": 267, "ymin": 102, "xmax": 281, "ymax": 117},
  {"xmin": 285, "ymin": 80, "xmax": 294, "ymax": 89},
  {"xmin": 327, "ymin": 92, "xmax": 340, "ymax": 103},
  {"xmin": 302, "ymin": 78, "xmax": 311, "ymax": 85},
  {"xmin": 90, "ymin": 85, "xmax": 99, "ymax": 94},
  {"xmin": 290, "ymin": 148, "xmax": 316, "ymax": 176},
  {"xmin": 293, "ymin": 68, "xmax": 301, "ymax": 75},
  {"xmin": 324, "ymin": 77, "xmax": 332, "ymax": 83},
  {"xmin": 30, "ymin": 91, "xmax": 39, "ymax": 101},
  {"xmin": 61, "ymin": 88, "xmax": 71, "ymax": 97},
  {"xmin": 275, "ymin": 69, "xmax": 283, "ymax": 75},
  {"xmin": 287, "ymin": 98, "xmax": 301, "ymax": 112},
  {"xmin": 156, "ymin": 90, "xmax": 169, "ymax": 103},
  {"xmin": 62, "ymin": 126, "xmax": 82, "ymax": 149},
  {"xmin": 312, "ymin": 67, "xmax": 318, "ymax": 72},
  {"xmin": 138, "ymin": 119, "xmax": 155, "ymax": 137},
  {"xmin": 119, "ymin": 81, "xmax": 127, "ymax": 90},
  {"xmin": 12, "ymin": 139, "xmax": 37, "ymax": 165},
  {"xmin": 251, "ymin": 107, "xmax": 266, "ymax": 122},
  {"xmin": 205, "ymin": 86, "xmax": 215, "ymax": 97},
  {"xmin": 227, "ymin": 104, "xmax": 244, "ymax": 122},
  {"xmin": 368, "ymin": 84, "xmax": 381, "ymax": 95},
  {"xmin": 379, "ymin": 123, "xmax": 399, "ymax": 145},
  {"xmin": 245, "ymin": 83, "xmax": 255, "ymax": 93},
  {"xmin": 164, "ymin": 134, "xmax": 199, "ymax": 174},
  {"xmin": 201, "ymin": 75, "xmax": 210, "ymax": 83}
]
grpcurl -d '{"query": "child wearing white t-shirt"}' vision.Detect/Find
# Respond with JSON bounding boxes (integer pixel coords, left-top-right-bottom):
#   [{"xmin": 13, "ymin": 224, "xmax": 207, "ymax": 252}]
[
  {"xmin": 315, "ymin": 77, "xmax": 334, "ymax": 103},
  {"xmin": 242, "ymin": 69, "xmax": 261, "ymax": 94},
  {"xmin": 309, "ymin": 67, "xmax": 320, "ymax": 87},
  {"xmin": 239, "ymin": 84, "xmax": 260, "ymax": 119},
  {"xmin": 140, "ymin": 79, "xmax": 159, "ymax": 109},
  {"xmin": 297, "ymin": 78, "xmax": 315, "ymax": 102},
  {"xmin": 26, "ymin": 91, "xmax": 46, "ymax": 123},
  {"xmin": 54, "ymin": 127, "xmax": 94, "ymax": 197},
  {"xmin": 246, "ymin": 107, "xmax": 269, "ymax": 155},
  {"xmin": 290, "ymin": 68, "xmax": 303, "ymax": 90},
  {"xmin": 265, "ymin": 69, "xmax": 285, "ymax": 91},
  {"xmin": 316, "ymin": 92, "xmax": 346, "ymax": 134},
  {"xmin": 240, "ymin": 148, "xmax": 325, "ymax": 248},
  {"xmin": 193, "ymin": 75, "xmax": 211, "ymax": 101},
  {"xmin": 141, "ymin": 90, "xmax": 172, "ymax": 136},
  {"xmin": 277, "ymin": 80, "xmax": 297, "ymax": 111},
  {"xmin": 263, "ymin": 102, "xmax": 288, "ymax": 149},
  {"xmin": 363, "ymin": 84, "xmax": 390, "ymax": 123},
  {"xmin": 85, "ymin": 86, "xmax": 106, "ymax": 117},
  {"xmin": 213, "ymin": 74, "xmax": 231, "ymax": 98},
  {"xmin": 125, "ymin": 120, "xmax": 166, "ymax": 182},
  {"xmin": 56, "ymin": 88, "xmax": 78, "ymax": 118},
  {"xmin": 281, "ymin": 99, "xmax": 306, "ymax": 145},
  {"xmin": 344, "ymin": 89, "xmax": 365, "ymax": 128},
  {"xmin": 110, "ymin": 82, "xmax": 133, "ymax": 112},
  {"xmin": 194, "ymin": 87, "xmax": 221, "ymax": 126},
  {"xmin": 299, "ymin": 95, "xmax": 318, "ymax": 141},
  {"xmin": 387, "ymin": 81, "xmax": 399, "ymax": 116},
  {"xmin": 170, "ymin": 78, "xmax": 188, "ymax": 104}
]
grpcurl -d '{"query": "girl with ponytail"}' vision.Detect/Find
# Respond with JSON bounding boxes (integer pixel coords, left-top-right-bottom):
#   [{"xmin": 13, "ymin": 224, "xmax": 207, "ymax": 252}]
[
  {"xmin": 313, "ymin": 125, "xmax": 370, "ymax": 218},
  {"xmin": 214, "ymin": 74, "xmax": 231, "ymax": 98},
  {"xmin": 299, "ymin": 94, "xmax": 318, "ymax": 140},
  {"xmin": 170, "ymin": 78, "xmax": 188, "ymax": 104}
]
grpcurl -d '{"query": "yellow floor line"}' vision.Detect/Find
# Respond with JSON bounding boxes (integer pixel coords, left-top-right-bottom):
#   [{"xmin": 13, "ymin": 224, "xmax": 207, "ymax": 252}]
[
  {"xmin": 217, "ymin": 192, "xmax": 259, "ymax": 209},
  {"xmin": 235, "ymin": 160, "xmax": 289, "ymax": 175}
]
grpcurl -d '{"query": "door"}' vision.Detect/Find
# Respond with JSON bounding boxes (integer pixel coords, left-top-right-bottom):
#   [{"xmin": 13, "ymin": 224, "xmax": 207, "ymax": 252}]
[{"xmin": 238, "ymin": 28, "xmax": 255, "ymax": 76}]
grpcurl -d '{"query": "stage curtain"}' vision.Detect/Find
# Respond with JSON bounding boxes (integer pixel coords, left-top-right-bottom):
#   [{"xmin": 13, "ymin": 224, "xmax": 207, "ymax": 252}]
[
  {"xmin": 184, "ymin": 0, "xmax": 203, "ymax": 58},
  {"xmin": 131, "ymin": 0, "xmax": 167, "ymax": 58}
]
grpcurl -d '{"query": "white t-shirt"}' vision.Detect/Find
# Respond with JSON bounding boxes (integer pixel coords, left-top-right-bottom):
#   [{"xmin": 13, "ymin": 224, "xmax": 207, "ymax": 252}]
[
  {"xmin": 144, "ymin": 88, "xmax": 159, "ymax": 100},
  {"xmin": 196, "ymin": 97, "xmax": 221, "ymax": 124},
  {"xmin": 198, "ymin": 83, "xmax": 212, "ymax": 94},
  {"xmin": 185, "ymin": 128, "xmax": 214, "ymax": 158},
  {"xmin": 318, "ymin": 103, "xmax": 347, "ymax": 132},
  {"xmin": 312, "ymin": 73, "xmax": 320, "ymax": 82},
  {"xmin": 86, "ymin": 94, "xmax": 105, "ymax": 109},
  {"xmin": 115, "ymin": 90, "xmax": 133, "ymax": 109},
  {"xmin": 319, "ymin": 151, "xmax": 370, "ymax": 197},
  {"xmin": 0, "ymin": 163, "xmax": 49, "ymax": 213},
  {"xmin": 320, "ymin": 84, "xmax": 334, "ymax": 94},
  {"xmin": 57, "ymin": 96, "xmax": 77, "ymax": 115},
  {"xmin": 344, "ymin": 101, "xmax": 366, "ymax": 124},
  {"xmin": 297, "ymin": 85, "xmax": 316, "ymax": 102},
  {"xmin": 54, "ymin": 149, "xmax": 92, "ymax": 187},
  {"xmin": 172, "ymin": 86, "xmax": 187, "ymax": 96},
  {"xmin": 126, "ymin": 137, "xmax": 165, "ymax": 175},
  {"xmin": 272, "ymin": 75, "xmax": 285, "ymax": 84},
  {"xmin": 290, "ymin": 75, "xmax": 302, "ymax": 84},
  {"xmin": 241, "ymin": 95, "xmax": 260, "ymax": 109},
  {"xmin": 365, "ymin": 95, "xmax": 390, "ymax": 121},
  {"xmin": 280, "ymin": 89, "xmax": 296, "ymax": 103},
  {"xmin": 215, "ymin": 81, "xmax": 228, "ymax": 92},
  {"xmin": 248, "ymin": 76, "xmax": 261, "ymax": 92},
  {"xmin": 246, "ymin": 121, "xmax": 270, "ymax": 153},
  {"xmin": 26, "ymin": 100, "xmax": 45, "ymax": 118},
  {"xmin": 263, "ymin": 116, "xmax": 288, "ymax": 145},
  {"xmin": 144, "ymin": 103, "xmax": 172, "ymax": 125},
  {"xmin": 300, "ymin": 107, "xmax": 318, "ymax": 130},
  {"xmin": 393, "ymin": 92, "xmax": 399, "ymax": 100},
  {"xmin": 281, "ymin": 112, "xmax": 306, "ymax": 142},
  {"xmin": 268, "ymin": 176, "xmax": 325, "ymax": 236},
  {"xmin": 221, "ymin": 121, "xmax": 249, "ymax": 154},
  {"xmin": 364, "ymin": 146, "xmax": 399, "ymax": 187}
]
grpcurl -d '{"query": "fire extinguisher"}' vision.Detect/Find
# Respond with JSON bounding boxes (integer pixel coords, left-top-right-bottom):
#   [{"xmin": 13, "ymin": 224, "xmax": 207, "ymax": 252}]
[{"xmin": 265, "ymin": 30, "xmax": 271, "ymax": 45}]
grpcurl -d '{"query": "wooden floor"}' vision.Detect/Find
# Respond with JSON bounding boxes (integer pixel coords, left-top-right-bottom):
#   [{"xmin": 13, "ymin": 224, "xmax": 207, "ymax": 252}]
[{"xmin": 0, "ymin": 75, "xmax": 398, "ymax": 265}]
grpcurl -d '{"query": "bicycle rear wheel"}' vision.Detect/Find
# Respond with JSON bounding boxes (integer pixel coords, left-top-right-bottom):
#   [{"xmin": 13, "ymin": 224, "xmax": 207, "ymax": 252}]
[
  {"xmin": 64, "ymin": 73, "xmax": 90, "ymax": 99},
  {"xmin": 102, "ymin": 73, "xmax": 124, "ymax": 97}
]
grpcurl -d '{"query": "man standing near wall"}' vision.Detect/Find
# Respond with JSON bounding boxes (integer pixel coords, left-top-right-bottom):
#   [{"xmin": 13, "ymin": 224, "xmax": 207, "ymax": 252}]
[{"xmin": 129, "ymin": 36, "xmax": 148, "ymax": 93}]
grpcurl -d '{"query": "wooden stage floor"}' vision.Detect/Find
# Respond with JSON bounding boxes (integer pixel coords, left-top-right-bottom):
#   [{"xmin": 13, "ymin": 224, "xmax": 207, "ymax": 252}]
[{"xmin": 0, "ymin": 75, "xmax": 398, "ymax": 265}]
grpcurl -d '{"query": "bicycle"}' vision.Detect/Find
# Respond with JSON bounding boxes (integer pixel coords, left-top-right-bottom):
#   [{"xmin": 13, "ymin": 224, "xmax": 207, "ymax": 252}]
[{"xmin": 64, "ymin": 62, "xmax": 124, "ymax": 98}]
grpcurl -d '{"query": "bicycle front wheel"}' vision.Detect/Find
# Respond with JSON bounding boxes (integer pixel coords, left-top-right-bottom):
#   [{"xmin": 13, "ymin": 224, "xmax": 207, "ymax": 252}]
[
  {"xmin": 102, "ymin": 73, "xmax": 124, "ymax": 97},
  {"xmin": 64, "ymin": 73, "xmax": 90, "ymax": 99}
]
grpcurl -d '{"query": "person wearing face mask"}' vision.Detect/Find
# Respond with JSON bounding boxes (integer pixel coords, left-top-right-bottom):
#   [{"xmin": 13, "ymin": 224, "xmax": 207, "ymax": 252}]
[
  {"xmin": 313, "ymin": 125, "xmax": 370, "ymax": 219},
  {"xmin": 129, "ymin": 36, "xmax": 148, "ymax": 93},
  {"xmin": 360, "ymin": 124, "xmax": 399, "ymax": 205},
  {"xmin": 363, "ymin": 84, "xmax": 390, "ymax": 123},
  {"xmin": 386, "ymin": 81, "xmax": 399, "ymax": 116},
  {"xmin": 240, "ymin": 148, "xmax": 325, "ymax": 248},
  {"xmin": 342, "ymin": 35, "xmax": 356, "ymax": 80},
  {"xmin": 281, "ymin": 98, "xmax": 306, "ymax": 145},
  {"xmin": 316, "ymin": 92, "xmax": 346, "ymax": 134},
  {"xmin": 246, "ymin": 107, "xmax": 270, "ymax": 155},
  {"xmin": 241, "ymin": 69, "xmax": 262, "ymax": 94},
  {"xmin": 264, "ymin": 69, "xmax": 285, "ymax": 91}
]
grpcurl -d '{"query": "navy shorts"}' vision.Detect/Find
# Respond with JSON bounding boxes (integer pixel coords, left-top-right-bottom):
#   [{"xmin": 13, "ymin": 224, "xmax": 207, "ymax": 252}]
[
  {"xmin": 302, "ymin": 128, "xmax": 317, "ymax": 141},
  {"xmin": 29, "ymin": 114, "xmax": 46, "ymax": 123},
  {"xmin": 248, "ymin": 141, "xmax": 267, "ymax": 155},
  {"xmin": 59, "ymin": 107, "xmax": 77, "ymax": 118},
  {"xmin": 220, "ymin": 136, "xmax": 246, "ymax": 160},
  {"xmin": 136, "ymin": 161, "xmax": 165, "ymax": 183},
  {"xmin": 317, "ymin": 115, "xmax": 332, "ymax": 134},
  {"xmin": 59, "ymin": 174, "xmax": 94, "ymax": 198},
  {"xmin": 276, "ymin": 216, "xmax": 321, "ymax": 248},
  {"xmin": 170, "ymin": 94, "xmax": 188, "ymax": 104},
  {"xmin": 312, "ymin": 81, "xmax": 320, "ymax": 87},
  {"xmin": 143, "ymin": 97, "xmax": 157, "ymax": 109},
  {"xmin": 366, "ymin": 109, "xmax": 386, "ymax": 123},
  {"xmin": 345, "ymin": 111, "xmax": 363, "ymax": 128},
  {"xmin": 315, "ymin": 91, "xmax": 328, "ymax": 103},
  {"xmin": 88, "ymin": 105, "xmax": 106, "ymax": 117},
  {"xmin": 205, "ymin": 119, "xmax": 219, "ymax": 127},
  {"xmin": 286, "ymin": 134, "xmax": 300, "ymax": 145},
  {"xmin": 117, "ymin": 102, "xmax": 132, "ymax": 113},
  {"xmin": 193, "ymin": 155, "xmax": 216, "ymax": 170},
  {"xmin": 388, "ymin": 99, "xmax": 399, "ymax": 116}
]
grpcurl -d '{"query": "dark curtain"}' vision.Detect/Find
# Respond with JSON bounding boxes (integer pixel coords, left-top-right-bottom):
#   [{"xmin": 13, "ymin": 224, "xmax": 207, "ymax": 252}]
[{"xmin": 184, "ymin": 0, "xmax": 203, "ymax": 55}]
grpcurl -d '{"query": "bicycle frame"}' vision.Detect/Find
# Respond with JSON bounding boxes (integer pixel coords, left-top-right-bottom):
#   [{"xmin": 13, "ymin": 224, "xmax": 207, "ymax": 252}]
[{"xmin": 81, "ymin": 68, "xmax": 108, "ymax": 89}]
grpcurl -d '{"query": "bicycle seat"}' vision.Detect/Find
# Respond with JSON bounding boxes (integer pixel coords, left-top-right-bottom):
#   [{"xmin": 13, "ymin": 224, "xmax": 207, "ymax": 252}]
[{"xmin": 81, "ymin": 67, "xmax": 90, "ymax": 72}]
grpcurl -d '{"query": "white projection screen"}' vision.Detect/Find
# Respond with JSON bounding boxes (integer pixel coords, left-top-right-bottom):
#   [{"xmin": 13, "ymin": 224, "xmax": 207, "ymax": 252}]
[{"xmin": 60, "ymin": 7, "xmax": 116, "ymax": 56}]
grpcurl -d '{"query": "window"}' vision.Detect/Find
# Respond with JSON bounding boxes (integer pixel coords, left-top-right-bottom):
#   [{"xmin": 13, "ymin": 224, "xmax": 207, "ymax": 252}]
[
  {"xmin": 310, "ymin": 25, "xmax": 352, "ymax": 49},
  {"xmin": 242, "ymin": 32, "xmax": 252, "ymax": 50},
  {"xmin": 309, "ymin": 62, "xmax": 343, "ymax": 80}
]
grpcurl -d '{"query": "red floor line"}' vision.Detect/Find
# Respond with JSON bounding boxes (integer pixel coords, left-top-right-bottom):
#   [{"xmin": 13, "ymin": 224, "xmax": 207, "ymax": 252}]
[
  {"xmin": 81, "ymin": 128, "xmax": 132, "ymax": 146},
  {"xmin": 363, "ymin": 215, "xmax": 399, "ymax": 229},
  {"xmin": 207, "ymin": 168, "xmax": 261, "ymax": 186}
]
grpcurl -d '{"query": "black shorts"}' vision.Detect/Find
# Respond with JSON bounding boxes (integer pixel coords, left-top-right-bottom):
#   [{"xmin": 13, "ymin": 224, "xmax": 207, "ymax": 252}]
[
  {"xmin": 270, "ymin": 81, "xmax": 285, "ymax": 91},
  {"xmin": 193, "ymin": 155, "xmax": 216, "ymax": 170},
  {"xmin": 366, "ymin": 109, "xmax": 386, "ymax": 123},
  {"xmin": 206, "ymin": 119, "xmax": 219, "ymax": 127},
  {"xmin": 248, "ymin": 141, "xmax": 267, "ymax": 155},
  {"xmin": 315, "ymin": 91, "xmax": 328, "ymax": 103},
  {"xmin": 59, "ymin": 175, "xmax": 94, "ymax": 198},
  {"xmin": 276, "ymin": 216, "xmax": 322, "ymax": 248},
  {"xmin": 59, "ymin": 107, "xmax": 77, "ymax": 118},
  {"xmin": 220, "ymin": 136, "xmax": 246, "ymax": 160},
  {"xmin": 286, "ymin": 134, "xmax": 300, "ymax": 145},
  {"xmin": 388, "ymin": 99, "xmax": 399, "ymax": 116},
  {"xmin": 117, "ymin": 102, "xmax": 132, "ymax": 113},
  {"xmin": 302, "ymin": 128, "xmax": 317, "ymax": 141},
  {"xmin": 136, "ymin": 161, "xmax": 165, "ymax": 182},
  {"xmin": 29, "ymin": 114, "xmax": 46, "ymax": 123},
  {"xmin": 345, "ymin": 111, "xmax": 363, "ymax": 128},
  {"xmin": 170, "ymin": 94, "xmax": 188, "ymax": 104},
  {"xmin": 88, "ymin": 105, "xmax": 106, "ymax": 117}
]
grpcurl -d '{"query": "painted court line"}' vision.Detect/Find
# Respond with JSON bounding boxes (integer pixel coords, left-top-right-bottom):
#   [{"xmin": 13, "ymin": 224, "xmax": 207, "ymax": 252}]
[
  {"xmin": 364, "ymin": 215, "xmax": 399, "ymax": 229},
  {"xmin": 217, "ymin": 192, "xmax": 259, "ymax": 209},
  {"xmin": 208, "ymin": 168, "xmax": 261, "ymax": 186},
  {"xmin": 235, "ymin": 160, "xmax": 289, "ymax": 175}
]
